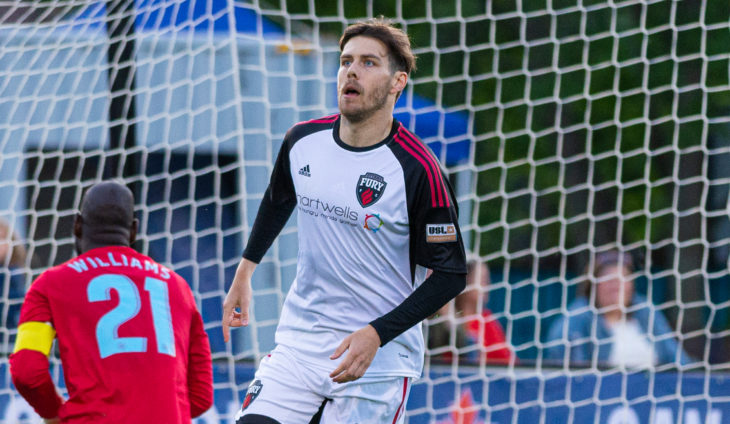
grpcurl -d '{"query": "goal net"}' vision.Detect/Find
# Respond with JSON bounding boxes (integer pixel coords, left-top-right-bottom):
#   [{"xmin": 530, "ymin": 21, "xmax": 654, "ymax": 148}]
[{"xmin": 1, "ymin": 0, "xmax": 729, "ymax": 423}]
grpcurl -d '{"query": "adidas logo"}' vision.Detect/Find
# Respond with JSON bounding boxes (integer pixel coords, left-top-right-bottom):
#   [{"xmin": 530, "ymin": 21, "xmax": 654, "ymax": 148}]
[{"xmin": 298, "ymin": 164, "xmax": 311, "ymax": 177}]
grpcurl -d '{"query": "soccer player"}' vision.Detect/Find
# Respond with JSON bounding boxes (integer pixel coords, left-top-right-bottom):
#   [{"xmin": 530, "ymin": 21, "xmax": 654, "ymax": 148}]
[
  {"xmin": 10, "ymin": 181, "xmax": 213, "ymax": 423},
  {"xmin": 223, "ymin": 18, "xmax": 467, "ymax": 424}
]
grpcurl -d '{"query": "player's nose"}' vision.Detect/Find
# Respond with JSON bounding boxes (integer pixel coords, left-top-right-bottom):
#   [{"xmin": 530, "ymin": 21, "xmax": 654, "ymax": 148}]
[{"xmin": 347, "ymin": 63, "xmax": 359, "ymax": 79}]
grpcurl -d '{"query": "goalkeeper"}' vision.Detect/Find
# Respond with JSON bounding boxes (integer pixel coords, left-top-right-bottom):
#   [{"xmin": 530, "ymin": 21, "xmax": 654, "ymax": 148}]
[
  {"xmin": 10, "ymin": 181, "xmax": 213, "ymax": 423},
  {"xmin": 223, "ymin": 17, "xmax": 467, "ymax": 424}
]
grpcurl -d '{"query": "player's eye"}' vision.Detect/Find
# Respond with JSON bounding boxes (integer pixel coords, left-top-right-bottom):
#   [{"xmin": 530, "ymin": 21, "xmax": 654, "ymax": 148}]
[
  {"xmin": 341, "ymin": 59, "xmax": 352, "ymax": 66},
  {"xmin": 365, "ymin": 60, "xmax": 374, "ymax": 66}
]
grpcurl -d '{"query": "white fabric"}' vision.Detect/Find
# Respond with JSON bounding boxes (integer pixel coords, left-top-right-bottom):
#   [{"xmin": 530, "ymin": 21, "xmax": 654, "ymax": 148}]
[
  {"xmin": 276, "ymin": 129, "xmax": 428, "ymax": 377},
  {"xmin": 235, "ymin": 345, "xmax": 411, "ymax": 424},
  {"xmin": 608, "ymin": 317, "xmax": 657, "ymax": 369}
]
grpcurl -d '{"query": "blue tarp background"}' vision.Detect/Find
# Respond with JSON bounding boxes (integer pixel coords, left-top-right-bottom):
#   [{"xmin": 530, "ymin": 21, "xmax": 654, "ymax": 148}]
[{"xmin": 2, "ymin": 362, "xmax": 728, "ymax": 424}]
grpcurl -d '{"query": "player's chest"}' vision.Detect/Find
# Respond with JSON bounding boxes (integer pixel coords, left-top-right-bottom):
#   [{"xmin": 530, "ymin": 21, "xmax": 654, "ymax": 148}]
[{"xmin": 289, "ymin": 147, "xmax": 408, "ymax": 231}]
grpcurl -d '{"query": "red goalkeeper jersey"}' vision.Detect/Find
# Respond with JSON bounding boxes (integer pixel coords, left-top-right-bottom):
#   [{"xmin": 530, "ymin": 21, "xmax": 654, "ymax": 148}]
[{"xmin": 10, "ymin": 246, "xmax": 213, "ymax": 423}]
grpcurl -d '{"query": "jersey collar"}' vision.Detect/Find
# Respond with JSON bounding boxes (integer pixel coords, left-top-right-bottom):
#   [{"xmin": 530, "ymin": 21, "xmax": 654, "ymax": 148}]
[{"xmin": 333, "ymin": 116, "xmax": 400, "ymax": 152}]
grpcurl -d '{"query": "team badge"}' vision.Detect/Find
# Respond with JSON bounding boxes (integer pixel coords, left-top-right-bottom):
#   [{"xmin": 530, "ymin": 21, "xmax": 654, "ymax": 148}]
[
  {"xmin": 356, "ymin": 172, "xmax": 387, "ymax": 208},
  {"xmin": 241, "ymin": 380, "xmax": 263, "ymax": 411}
]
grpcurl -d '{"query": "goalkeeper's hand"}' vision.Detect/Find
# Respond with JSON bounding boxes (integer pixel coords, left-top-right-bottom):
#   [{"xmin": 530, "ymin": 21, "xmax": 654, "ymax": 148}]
[{"xmin": 222, "ymin": 258, "xmax": 256, "ymax": 342}]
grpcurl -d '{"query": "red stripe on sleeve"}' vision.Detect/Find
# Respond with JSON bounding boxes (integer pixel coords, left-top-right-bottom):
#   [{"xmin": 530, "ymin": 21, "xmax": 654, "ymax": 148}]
[
  {"xmin": 397, "ymin": 127, "xmax": 450, "ymax": 207},
  {"xmin": 394, "ymin": 134, "xmax": 438, "ymax": 207}
]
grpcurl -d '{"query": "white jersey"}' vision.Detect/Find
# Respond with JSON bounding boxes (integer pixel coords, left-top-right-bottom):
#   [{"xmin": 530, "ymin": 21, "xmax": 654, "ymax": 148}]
[{"xmin": 245, "ymin": 114, "xmax": 466, "ymax": 378}]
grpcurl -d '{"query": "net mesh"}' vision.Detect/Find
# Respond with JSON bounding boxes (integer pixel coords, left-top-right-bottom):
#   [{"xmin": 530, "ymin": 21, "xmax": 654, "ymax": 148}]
[{"xmin": 1, "ymin": 0, "xmax": 730, "ymax": 422}]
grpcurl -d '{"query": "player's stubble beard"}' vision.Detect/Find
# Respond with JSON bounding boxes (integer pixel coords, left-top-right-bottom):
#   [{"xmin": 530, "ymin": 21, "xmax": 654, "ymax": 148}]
[{"xmin": 339, "ymin": 78, "xmax": 391, "ymax": 124}]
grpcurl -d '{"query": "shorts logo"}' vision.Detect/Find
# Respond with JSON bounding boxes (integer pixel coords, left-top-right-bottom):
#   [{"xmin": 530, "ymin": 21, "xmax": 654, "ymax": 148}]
[
  {"xmin": 364, "ymin": 213, "xmax": 384, "ymax": 233},
  {"xmin": 426, "ymin": 224, "xmax": 457, "ymax": 243},
  {"xmin": 356, "ymin": 172, "xmax": 387, "ymax": 208},
  {"xmin": 241, "ymin": 380, "xmax": 263, "ymax": 411}
]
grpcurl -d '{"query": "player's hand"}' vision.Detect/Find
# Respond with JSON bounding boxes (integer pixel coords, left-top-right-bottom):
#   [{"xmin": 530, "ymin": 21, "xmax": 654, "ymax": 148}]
[
  {"xmin": 329, "ymin": 324, "xmax": 381, "ymax": 383},
  {"xmin": 43, "ymin": 418, "xmax": 60, "ymax": 424},
  {"xmin": 222, "ymin": 258, "xmax": 256, "ymax": 343}
]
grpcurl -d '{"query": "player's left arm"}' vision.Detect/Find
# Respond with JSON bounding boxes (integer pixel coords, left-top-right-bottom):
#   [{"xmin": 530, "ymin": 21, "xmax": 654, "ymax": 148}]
[
  {"xmin": 330, "ymin": 270, "xmax": 466, "ymax": 383},
  {"xmin": 330, "ymin": 169, "xmax": 467, "ymax": 383},
  {"xmin": 10, "ymin": 321, "xmax": 64, "ymax": 419},
  {"xmin": 368, "ymin": 169, "xmax": 468, "ymax": 345},
  {"xmin": 187, "ymin": 307, "xmax": 214, "ymax": 417}
]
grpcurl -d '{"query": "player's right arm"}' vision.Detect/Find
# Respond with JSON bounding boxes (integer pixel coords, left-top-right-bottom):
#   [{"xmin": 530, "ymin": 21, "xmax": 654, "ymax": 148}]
[
  {"xmin": 9, "ymin": 281, "xmax": 64, "ymax": 421},
  {"xmin": 222, "ymin": 258, "xmax": 256, "ymax": 342},
  {"xmin": 222, "ymin": 133, "xmax": 298, "ymax": 342}
]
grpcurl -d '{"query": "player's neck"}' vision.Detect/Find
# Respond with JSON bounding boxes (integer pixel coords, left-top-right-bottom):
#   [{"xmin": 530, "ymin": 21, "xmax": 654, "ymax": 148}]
[
  {"xmin": 78, "ymin": 239, "xmax": 130, "ymax": 254},
  {"xmin": 339, "ymin": 109, "xmax": 393, "ymax": 148}
]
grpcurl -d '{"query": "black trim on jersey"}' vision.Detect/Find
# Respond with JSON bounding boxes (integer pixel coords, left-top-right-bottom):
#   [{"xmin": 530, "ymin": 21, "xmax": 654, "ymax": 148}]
[
  {"xmin": 369, "ymin": 269, "xmax": 466, "ymax": 346},
  {"xmin": 332, "ymin": 116, "xmax": 400, "ymax": 152},
  {"xmin": 242, "ymin": 117, "xmax": 337, "ymax": 263},
  {"xmin": 237, "ymin": 414, "xmax": 282, "ymax": 424},
  {"xmin": 387, "ymin": 138, "xmax": 467, "ymax": 279},
  {"xmin": 242, "ymin": 186, "xmax": 296, "ymax": 263}
]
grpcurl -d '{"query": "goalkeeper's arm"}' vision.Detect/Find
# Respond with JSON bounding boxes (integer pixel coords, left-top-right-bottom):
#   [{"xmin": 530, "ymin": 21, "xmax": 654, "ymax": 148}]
[
  {"xmin": 9, "ymin": 321, "xmax": 64, "ymax": 420},
  {"xmin": 188, "ymin": 309, "xmax": 214, "ymax": 417}
]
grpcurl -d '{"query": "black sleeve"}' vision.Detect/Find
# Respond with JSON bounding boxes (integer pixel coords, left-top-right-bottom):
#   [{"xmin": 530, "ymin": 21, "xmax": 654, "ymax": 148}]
[
  {"xmin": 369, "ymin": 269, "xmax": 466, "ymax": 346},
  {"xmin": 242, "ymin": 139, "xmax": 297, "ymax": 263},
  {"xmin": 411, "ymin": 170, "xmax": 467, "ymax": 274}
]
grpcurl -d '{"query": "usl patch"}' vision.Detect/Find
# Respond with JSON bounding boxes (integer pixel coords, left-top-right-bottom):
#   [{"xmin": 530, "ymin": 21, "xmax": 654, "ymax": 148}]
[
  {"xmin": 356, "ymin": 172, "xmax": 387, "ymax": 208},
  {"xmin": 426, "ymin": 223, "xmax": 457, "ymax": 243},
  {"xmin": 241, "ymin": 380, "xmax": 263, "ymax": 411}
]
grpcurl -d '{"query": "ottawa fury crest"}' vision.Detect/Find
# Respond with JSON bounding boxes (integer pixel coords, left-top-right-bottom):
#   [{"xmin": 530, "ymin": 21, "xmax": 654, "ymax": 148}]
[{"xmin": 356, "ymin": 172, "xmax": 387, "ymax": 208}]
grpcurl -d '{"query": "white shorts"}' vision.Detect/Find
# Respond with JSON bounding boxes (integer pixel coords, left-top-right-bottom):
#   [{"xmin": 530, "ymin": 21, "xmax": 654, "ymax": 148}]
[{"xmin": 234, "ymin": 345, "xmax": 412, "ymax": 424}]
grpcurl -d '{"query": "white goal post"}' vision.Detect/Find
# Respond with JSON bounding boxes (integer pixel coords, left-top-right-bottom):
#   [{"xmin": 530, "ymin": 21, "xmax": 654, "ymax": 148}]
[{"xmin": 1, "ymin": 1, "xmax": 729, "ymax": 423}]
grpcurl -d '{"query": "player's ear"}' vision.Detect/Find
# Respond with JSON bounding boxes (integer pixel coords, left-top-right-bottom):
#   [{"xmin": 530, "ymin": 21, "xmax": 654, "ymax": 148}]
[
  {"xmin": 129, "ymin": 218, "xmax": 138, "ymax": 245},
  {"xmin": 391, "ymin": 71, "xmax": 407, "ymax": 95},
  {"xmin": 73, "ymin": 213, "xmax": 83, "ymax": 239}
]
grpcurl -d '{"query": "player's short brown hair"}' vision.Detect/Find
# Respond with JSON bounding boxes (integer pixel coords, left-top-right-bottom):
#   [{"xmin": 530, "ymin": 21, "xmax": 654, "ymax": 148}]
[{"xmin": 339, "ymin": 17, "xmax": 417, "ymax": 76}]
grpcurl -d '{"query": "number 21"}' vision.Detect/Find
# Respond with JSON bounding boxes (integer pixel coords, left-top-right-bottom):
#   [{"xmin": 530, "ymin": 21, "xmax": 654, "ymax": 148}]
[{"xmin": 87, "ymin": 274, "xmax": 175, "ymax": 358}]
